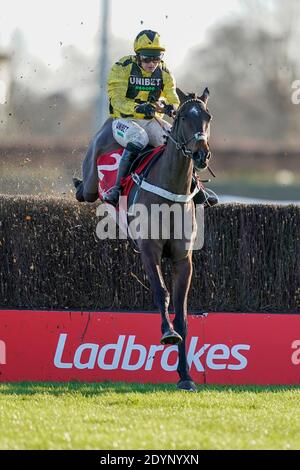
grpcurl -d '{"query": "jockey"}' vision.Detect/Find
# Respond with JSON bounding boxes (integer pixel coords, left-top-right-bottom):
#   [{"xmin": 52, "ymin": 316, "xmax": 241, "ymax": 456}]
[
  {"xmin": 74, "ymin": 30, "xmax": 218, "ymax": 208},
  {"xmin": 102, "ymin": 29, "xmax": 180, "ymax": 206}
]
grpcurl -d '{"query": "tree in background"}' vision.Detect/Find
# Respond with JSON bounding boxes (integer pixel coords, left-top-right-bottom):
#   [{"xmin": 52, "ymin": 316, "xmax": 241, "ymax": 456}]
[
  {"xmin": 178, "ymin": 0, "xmax": 300, "ymax": 146},
  {"xmin": 1, "ymin": 28, "xmax": 131, "ymax": 142},
  {"xmin": 2, "ymin": 0, "xmax": 300, "ymax": 146}
]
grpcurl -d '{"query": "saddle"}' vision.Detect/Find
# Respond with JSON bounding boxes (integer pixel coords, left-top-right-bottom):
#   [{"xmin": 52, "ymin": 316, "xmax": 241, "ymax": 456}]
[
  {"xmin": 96, "ymin": 145, "xmax": 165, "ymax": 202},
  {"xmin": 96, "ymin": 145, "xmax": 219, "ymax": 208}
]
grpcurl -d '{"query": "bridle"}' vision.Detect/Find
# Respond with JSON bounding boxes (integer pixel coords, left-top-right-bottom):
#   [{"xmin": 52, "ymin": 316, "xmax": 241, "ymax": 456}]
[
  {"xmin": 168, "ymin": 98, "xmax": 209, "ymax": 158},
  {"xmin": 131, "ymin": 98, "xmax": 213, "ymax": 204}
]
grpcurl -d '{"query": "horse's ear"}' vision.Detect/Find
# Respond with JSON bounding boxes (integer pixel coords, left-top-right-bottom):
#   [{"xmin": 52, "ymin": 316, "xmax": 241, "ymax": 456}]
[
  {"xmin": 200, "ymin": 87, "xmax": 210, "ymax": 104},
  {"xmin": 176, "ymin": 88, "xmax": 188, "ymax": 104}
]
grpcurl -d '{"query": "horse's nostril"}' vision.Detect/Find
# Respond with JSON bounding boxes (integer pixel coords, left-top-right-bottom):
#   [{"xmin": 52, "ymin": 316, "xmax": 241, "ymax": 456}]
[{"xmin": 193, "ymin": 149, "xmax": 208, "ymax": 170}]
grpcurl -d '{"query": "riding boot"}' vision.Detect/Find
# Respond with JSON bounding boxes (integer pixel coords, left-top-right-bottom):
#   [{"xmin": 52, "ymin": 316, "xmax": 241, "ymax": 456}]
[
  {"xmin": 103, "ymin": 148, "xmax": 137, "ymax": 207},
  {"xmin": 205, "ymin": 190, "xmax": 219, "ymax": 207},
  {"xmin": 192, "ymin": 175, "xmax": 219, "ymax": 207},
  {"xmin": 194, "ymin": 187, "xmax": 219, "ymax": 207}
]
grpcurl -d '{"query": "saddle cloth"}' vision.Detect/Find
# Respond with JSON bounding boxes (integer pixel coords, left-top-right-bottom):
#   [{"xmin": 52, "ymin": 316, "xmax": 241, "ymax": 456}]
[{"xmin": 96, "ymin": 145, "xmax": 165, "ymax": 201}]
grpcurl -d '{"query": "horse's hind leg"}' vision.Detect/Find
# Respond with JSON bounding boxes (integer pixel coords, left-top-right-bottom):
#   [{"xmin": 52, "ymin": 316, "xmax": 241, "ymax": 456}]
[
  {"xmin": 140, "ymin": 246, "xmax": 182, "ymax": 345},
  {"xmin": 172, "ymin": 255, "xmax": 196, "ymax": 391}
]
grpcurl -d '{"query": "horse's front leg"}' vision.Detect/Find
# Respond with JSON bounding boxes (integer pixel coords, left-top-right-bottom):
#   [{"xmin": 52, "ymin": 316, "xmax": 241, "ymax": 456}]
[
  {"xmin": 140, "ymin": 243, "xmax": 182, "ymax": 345},
  {"xmin": 172, "ymin": 255, "xmax": 196, "ymax": 391}
]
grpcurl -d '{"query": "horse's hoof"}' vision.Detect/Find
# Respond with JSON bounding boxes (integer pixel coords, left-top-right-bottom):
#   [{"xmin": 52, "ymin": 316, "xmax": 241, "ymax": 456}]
[
  {"xmin": 160, "ymin": 330, "xmax": 183, "ymax": 345},
  {"xmin": 177, "ymin": 380, "xmax": 197, "ymax": 392}
]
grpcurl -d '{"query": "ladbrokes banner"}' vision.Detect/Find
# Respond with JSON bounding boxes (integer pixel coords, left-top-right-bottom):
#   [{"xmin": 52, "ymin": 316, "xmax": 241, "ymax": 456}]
[{"xmin": 0, "ymin": 310, "xmax": 300, "ymax": 384}]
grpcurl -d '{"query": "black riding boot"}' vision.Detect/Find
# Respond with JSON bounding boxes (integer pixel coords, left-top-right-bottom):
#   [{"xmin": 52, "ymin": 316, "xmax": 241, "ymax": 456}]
[
  {"xmin": 194, "ymin": 187, "xmax": 219, "ymax": 207},
  {"xmin": 103, "ymin": 148, "xmax": 137, "ymax": 207}
]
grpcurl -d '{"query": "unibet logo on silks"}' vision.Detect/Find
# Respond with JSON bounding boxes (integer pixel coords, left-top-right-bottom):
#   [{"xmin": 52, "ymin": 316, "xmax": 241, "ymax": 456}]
[
  {"xmin": 129, "ymin": 76, "xmax": 162, "ymax": 89},
  {"xmin": 54, "ymin": 334, "xmax": 250, "ymax": 371}
]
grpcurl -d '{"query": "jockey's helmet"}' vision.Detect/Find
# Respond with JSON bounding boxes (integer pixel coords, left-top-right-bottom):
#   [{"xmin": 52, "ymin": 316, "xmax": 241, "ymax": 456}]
[{"xmin": 134, "ymin": 30, "xmax": 165, "ymax": 56}]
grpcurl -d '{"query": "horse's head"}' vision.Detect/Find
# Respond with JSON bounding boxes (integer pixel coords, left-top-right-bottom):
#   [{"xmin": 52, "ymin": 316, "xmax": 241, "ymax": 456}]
[{"xmin": 172, "ymin": 88, "xmax": 212, "ymax": 171}]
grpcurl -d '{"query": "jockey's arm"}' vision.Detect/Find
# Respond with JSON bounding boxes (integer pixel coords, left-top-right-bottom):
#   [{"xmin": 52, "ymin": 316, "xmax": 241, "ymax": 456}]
[
  {"xmin": 108, "ymin": 63, "xmax": 139, "ymax": 118},
  {"xmin": 160, "ymin": 70, "xmax": 180, "ymax": 111}
]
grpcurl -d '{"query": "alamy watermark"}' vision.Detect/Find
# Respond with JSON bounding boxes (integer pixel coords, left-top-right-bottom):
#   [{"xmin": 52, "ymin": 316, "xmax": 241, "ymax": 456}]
[
  {"xmin": 96, "ymin": 196, "xmax": 204, "ymax": 251},
  {"xmin": 291, "ymin": 80, "xmax": 300, "ymax": 104}
]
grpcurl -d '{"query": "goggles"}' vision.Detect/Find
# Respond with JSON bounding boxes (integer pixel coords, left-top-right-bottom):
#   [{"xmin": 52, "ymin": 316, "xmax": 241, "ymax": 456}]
[{"xmin": 139, "ymin": 55, "xmax": 163, "ymax": 63}]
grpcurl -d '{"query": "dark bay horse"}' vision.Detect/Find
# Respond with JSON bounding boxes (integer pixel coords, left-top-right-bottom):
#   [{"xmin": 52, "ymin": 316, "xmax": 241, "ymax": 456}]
[
  {"xmin": 91, "ymin": 88, "xmax": 212, "ymax": 391},
  {"xmin": 125, "ymin": 88, "xmax": 212, "ymax": 391}
]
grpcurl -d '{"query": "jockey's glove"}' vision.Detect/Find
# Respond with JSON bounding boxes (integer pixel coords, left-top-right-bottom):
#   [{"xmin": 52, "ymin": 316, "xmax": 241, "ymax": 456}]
[
  {"xmin": 164, "ymin": 104, "xmax": 176, "ymax": 117},
  {"xmin": 134, "ymin": 102, "xmax": 156, "ymax": 118}
]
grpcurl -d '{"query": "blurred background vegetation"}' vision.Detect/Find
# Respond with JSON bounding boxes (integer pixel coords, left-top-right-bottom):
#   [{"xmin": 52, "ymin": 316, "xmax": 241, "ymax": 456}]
[{"xmin": 0, "ymin": 0, "xmax": 299, "ymax": 202}]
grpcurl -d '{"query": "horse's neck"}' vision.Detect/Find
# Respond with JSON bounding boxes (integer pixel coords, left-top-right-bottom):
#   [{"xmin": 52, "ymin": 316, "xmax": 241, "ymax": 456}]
[{"xmin": 148, "ymin": 142, "xmax": 193, "ymax": 195}]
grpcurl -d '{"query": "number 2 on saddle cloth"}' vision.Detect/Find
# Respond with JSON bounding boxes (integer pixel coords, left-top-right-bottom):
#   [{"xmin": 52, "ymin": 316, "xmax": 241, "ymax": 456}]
[{"xmin": 96, "ymin": 146, "xmax": 165, "ymax": 207}]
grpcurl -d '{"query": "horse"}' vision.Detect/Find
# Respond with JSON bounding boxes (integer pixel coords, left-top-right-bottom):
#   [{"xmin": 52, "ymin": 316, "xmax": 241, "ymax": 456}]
[
  {"xmin": 79, "ymin": 87, "xmax": 212, "ymax": 391},
  {"xmin": 123, "ymin": 88, "xmax": 212, "ymax": 391}
]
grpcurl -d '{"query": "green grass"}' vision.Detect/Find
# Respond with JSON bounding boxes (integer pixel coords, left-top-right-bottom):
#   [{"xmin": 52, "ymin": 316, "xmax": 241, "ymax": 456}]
[{"xmin": 1, "ymin": 382, "xmax": 300, "ymax": 450}]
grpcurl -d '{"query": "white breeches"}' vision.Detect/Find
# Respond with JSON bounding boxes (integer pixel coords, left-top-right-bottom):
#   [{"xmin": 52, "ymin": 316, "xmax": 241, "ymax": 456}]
[{"xmin": 112, "ymin": 117, "xmax": 171, "ymax": 149}]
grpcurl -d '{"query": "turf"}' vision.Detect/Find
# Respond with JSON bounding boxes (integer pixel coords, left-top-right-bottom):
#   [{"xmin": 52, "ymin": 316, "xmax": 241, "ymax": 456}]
[{"xmin": 0, "ymin": 382, "xmax": 300, "ymax": 450}]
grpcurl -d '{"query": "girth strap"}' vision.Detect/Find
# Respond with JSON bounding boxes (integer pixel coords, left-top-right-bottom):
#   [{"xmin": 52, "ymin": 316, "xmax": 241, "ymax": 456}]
[{"xmin": 132, "ymin": 174, "xmax": 200, "ymax": 203}]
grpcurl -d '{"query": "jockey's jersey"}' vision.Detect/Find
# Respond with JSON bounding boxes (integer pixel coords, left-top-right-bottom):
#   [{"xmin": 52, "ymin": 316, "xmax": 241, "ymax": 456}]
[{"xmin": 107, "ymin": 55, "xmax": 180, "ymax": 119}]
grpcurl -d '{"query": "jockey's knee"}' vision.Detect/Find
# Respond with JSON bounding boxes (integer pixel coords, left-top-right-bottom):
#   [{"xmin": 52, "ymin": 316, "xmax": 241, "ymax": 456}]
[
  {"xmin": 128, "ymin": 126, "xmax": 149, "ymax": 150},
  {"xmin": 112, "ymin": 118, "xmax": 149, "ymax": 150}
]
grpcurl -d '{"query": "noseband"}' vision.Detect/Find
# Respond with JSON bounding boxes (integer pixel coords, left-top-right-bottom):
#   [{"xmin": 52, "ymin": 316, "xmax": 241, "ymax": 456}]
[{"xmin": 168, "ymin": 98, "xmax": 208, "ymax": 158}]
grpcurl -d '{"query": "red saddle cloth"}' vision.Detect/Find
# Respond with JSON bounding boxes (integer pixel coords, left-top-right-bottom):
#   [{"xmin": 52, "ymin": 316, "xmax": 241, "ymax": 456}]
[{"xmin": 96, "ymin": 145, "xmax": 165, "ymax": 201}]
